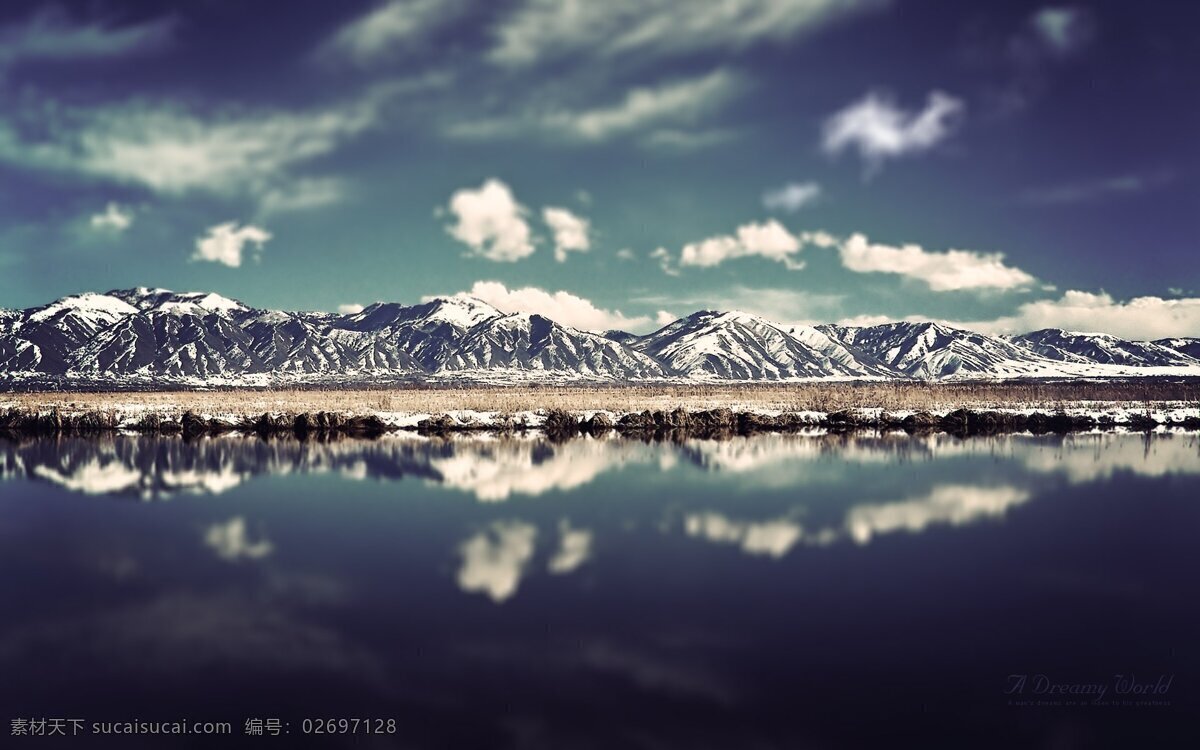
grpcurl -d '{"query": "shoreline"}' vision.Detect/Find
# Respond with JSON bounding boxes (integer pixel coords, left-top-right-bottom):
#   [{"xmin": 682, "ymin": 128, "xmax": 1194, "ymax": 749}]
[{"xmin": 2, "ymin": 404, "xmax": 1197, "ymax": 439}]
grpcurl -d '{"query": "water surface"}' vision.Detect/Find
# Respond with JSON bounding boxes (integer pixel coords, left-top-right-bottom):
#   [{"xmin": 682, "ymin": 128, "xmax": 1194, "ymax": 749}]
[{"xmin": 2, "ymin": 432, "xmax": 1197, "ymax": 748}]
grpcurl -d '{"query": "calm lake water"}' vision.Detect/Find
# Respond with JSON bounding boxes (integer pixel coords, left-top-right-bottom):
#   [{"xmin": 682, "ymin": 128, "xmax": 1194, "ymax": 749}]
[{"xmin": 1, "ymin": 432, "xmax": 1197, "ymax": 748}]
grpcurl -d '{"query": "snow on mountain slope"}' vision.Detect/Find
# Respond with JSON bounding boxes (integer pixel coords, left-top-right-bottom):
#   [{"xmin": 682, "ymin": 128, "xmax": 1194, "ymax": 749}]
[
  {"xmin": 636, "ymin": 311, "xmax": 880, "ymax": 379},
  {"xmin": 1012, "ymin": 329, "xmax": 1199, "ymax": 367},
  {"xmin": 442, "ymin": 312, "xmax": 666, "ymax": 377},
  {"xmin": 824, "ymin": 321, "xmax": 1055, "ymax": 380},
  {"xmin": 1155, "ymin": 338, "xmax": 1200, "ymax": 360},
  {"xmin": 2, "ymin": 289, "xmax": 1200, "ymax": 385}
]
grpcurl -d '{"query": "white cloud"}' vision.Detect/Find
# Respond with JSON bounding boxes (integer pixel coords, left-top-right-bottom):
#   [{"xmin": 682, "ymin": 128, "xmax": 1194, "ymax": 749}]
[
  {"xmin": 448, "ymin": 69, "xmax": 742, "ymax": 145},
  {"xmin": 192, "ymin": 222, "xmax": 272, "ymax": 268},
  {"xmin": 0, "ymin": 84, "xmax": 404, "ymax": 200},
  {"xmin": 0, "ymin": 8, "xmax": 174, "ymax": 68},
  {"xmin": 456, "ymin": 521, "xmax": 537, "ymax": 603},
  {"xmin": 337, "ymin": 303, "xmax": 365, "ymax": 315},
  {"xmin": 615, "ymin": 248, "xmax": 636, "ymax": 261},
  {"xmin": 845, "ymin": 485, "xmax": 1030, "ymax": 544},
  {"xmin": 633, "ymin": 286, "xmax": 846, "ymax": 326},
  {"xmin": 437, "ymin": 281, "xmax": 652, "ymax": 332},
  {"xmin": 762, "ymin": 181, "xmax": 821, "ymax": 212},
  {"xmin": 679, "ymin": 220, "xmax": 818, "ymax": 270},
  {"xmin": 542, "ymin": 206, "xmax": 591, "ymax": 262},
  {"xmin": 445, "ymin": 179, "xmax": 535, "ymax": 262},
  {"xmin": 317, "ymin": 0, "xmax": 467, "ymax": 66},
  {"xmin": 650, "ymin": 247, "xmax": 679, "ymax": 276},
  {"xmin": 89, "ymin": 202, "xmax": 134, "ymax": 232},
  {"xmin": 822, "ymin": 90, "xmax": 965, "ymax": 171},
  {"xmin": 839, "ymin": 232, "xmax": 1035, "ymax": 291},
  {"xmin": 548, "ymin": 521, "xmax": 593, "ymax": 574},
  {"xmin": 203, "ymin": 516, "xmax": 274, "ymax": 562},
  {"xmin": 655, "ymin": 310, "xmax": 678, "ymax": 326},
  {"xmin": 971, "ymin": 290, "xmax": 1200, "ymax": 340},
  {"xmin": 488, "ymin": 0, "xmax": 882, "ymax": 68}
]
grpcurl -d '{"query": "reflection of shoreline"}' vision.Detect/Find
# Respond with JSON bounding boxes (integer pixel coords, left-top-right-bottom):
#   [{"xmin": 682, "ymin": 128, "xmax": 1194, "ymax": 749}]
[{"xmin": 2, "ymin": 432, "xmax": 1198, "ymax": 501}]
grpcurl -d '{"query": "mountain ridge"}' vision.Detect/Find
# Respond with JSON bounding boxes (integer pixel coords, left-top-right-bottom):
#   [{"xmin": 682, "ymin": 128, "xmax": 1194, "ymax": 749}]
[{"xmin": 2, "ymin": 289, "xmax": 1199, "ymax": 386}]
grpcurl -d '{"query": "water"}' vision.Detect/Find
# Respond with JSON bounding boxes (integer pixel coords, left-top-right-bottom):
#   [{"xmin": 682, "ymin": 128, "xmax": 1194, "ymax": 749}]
[{"xmin": 1, "ymin": 432, "xmax": 1197, "ymax": 748}]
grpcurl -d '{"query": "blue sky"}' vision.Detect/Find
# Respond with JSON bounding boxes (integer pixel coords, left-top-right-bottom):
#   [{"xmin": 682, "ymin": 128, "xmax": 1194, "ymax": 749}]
[{"xmin": 0, "ymin": 0, "xmax": 1197, "ymax": 338}]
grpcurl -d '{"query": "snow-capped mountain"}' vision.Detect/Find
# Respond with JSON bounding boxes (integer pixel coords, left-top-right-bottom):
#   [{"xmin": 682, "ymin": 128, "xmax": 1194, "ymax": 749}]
[
  {"xmin": 2, "ymin": 289, "xmax": 1199, "ymax": 386},
  {"xmin": 818, "ymin": 321, "xmax": 1055, "ymax": 379},
  {"xmin": 1011, "ymin": 329, "xmax": 1198, "ymax": 367},
  {"xmin": 1156, "ymin": 338, "xmax": 1200, "ymax": 360},
  {"xmin": 634, "ymin": 310, "xmax": 886, "ymax": 379}
]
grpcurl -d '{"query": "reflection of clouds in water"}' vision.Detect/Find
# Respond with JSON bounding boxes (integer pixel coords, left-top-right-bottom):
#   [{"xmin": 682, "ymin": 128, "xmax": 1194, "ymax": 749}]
[
  {"xmin": 1019, "ymin": 433, "xmax": 1200, "ymax": 483},
  {"xmin": 684, "ymin": 513, "xmax": 804, "ymax": 558},
  {"xmin": 548, "ymin": 521, "xmax": 593, "ymax": 574},
  {"xmin": 31, "ymin": 459, "xmax": 143, "ymax": 494},
  {"xmin": 431, "ymin": 439, "xmax": 648, "ymax": 501},
  {"xmin": 204, "ymin": 516, "xmax": 274, "ymax": 561},
  {"xmin": 686, "ymin": 483, "xmax": 1031, "ymax": 557},
  {"xmin": 844, "ymin": 485, "xmax": 1030, "ymax": 544},
  {"xmin": 457, "ymin": 521, "xmax": 537, "ymax": 603}
]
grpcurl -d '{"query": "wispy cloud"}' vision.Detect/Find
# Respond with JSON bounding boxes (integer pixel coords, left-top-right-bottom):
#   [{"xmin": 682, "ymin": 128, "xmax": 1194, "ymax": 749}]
[
  {"xmin": 488, "ymin": 0, "xmax": 885, "ymax": 68},
  {"xmin": 822, "ymin": 90, "xmax": 965, "ymax": 173},
  {"xmin": 0, "ymin": 7, "xmax": 174, "ymax": 69},
  {"xmin": 316, "ymin": 0, "xmax": 469, "ymax": 67},
  {"xmin": 1019, "ymin": 171, "xmax": 1173, "ymax": 205},
  {"xmin": 448, "ymin": 69, "xmax": 743, "ymax": 146},
  {"xmin": 762, "ymin": 181, "xmax": 822, "ymax": 212}
]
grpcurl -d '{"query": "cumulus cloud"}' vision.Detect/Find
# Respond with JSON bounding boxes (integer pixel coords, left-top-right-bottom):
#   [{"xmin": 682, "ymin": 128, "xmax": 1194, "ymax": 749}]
[
  {"xmin": 337, "ymin": 303, "xmax": 365, "ymax": 315},
  {"xmin": 436, "ymin": 281, "xmax": 652, "ymax": 332},
  {"xmin": 822, "ymin": 90, "xmax": 965, "ymax": 172},
  {"xmin": 445, "ymin": 179, "xmax": 535, "ymax": 262},
  {"xmin": 89, "ymin": 202, "xmax": 134, "ymax": 232},
  {"xmin": 678, "ymin": 221, "xmax": 835, "ymax": 270},
  {"xmin": 616, "ymin": 248, "xmax": 636, "ymax": 261},
  {"xmin": 972, "ymin": 290, "xmax": 1200, "ymax": 340},
  {"xmin": 456, "ymin": 521, "xmax": 537, "ymax": 603},
  {"xmin": 542, "ymin": 206, "xmax": 591, "ymax": 262},
  {"xmin": 448, "ymin": 69, "xmax": 742, "ymax": 146},
  {"xmin": 0, "ymin": 7, "xmax": 174, "ymax": 69},
  {"xmin": 192, "ymin": 222, "xmax": 272, "ymax": 267},
  {"xmin": 762, "ymin": 181, "xmax": 821, "ymax": 212},
  {"xmin": 839, "ymin": 232, "xmax": 1035, "ymax": 291},
  {"xmin": 317, "ymin": 0, "xmax": 468, "ymax": 66},
  {"xmin": 203, "ymin": 516, "xmax": 274, "ymax": 562},
  {"xmin": 488, "ymin": 0, "xmax": 882, "ymax": 68}
]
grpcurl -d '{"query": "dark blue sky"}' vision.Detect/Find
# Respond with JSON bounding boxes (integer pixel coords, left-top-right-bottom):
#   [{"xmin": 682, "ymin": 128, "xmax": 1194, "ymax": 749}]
[{"xmin": 0, "ymin": 0, "xmax": 1197, "ymax": 337}]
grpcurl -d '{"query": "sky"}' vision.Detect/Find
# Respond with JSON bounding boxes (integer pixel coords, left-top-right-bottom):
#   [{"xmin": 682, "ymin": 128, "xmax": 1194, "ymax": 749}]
[{"xmin": 0, "ymin": 0, "xmax": 1197, "ymax": 338}]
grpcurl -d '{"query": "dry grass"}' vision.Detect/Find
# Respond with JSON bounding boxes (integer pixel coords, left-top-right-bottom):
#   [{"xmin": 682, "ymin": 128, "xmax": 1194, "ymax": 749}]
[{"xmin": 4, "ymin": 381, "xmax": 1198, "ymax": 417}]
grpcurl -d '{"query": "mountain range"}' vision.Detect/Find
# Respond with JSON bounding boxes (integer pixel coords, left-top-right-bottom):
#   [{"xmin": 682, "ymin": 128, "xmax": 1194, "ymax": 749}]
[{"xmin": 2, "ymin": 288, "xmax": 1199, "ymax": 386}]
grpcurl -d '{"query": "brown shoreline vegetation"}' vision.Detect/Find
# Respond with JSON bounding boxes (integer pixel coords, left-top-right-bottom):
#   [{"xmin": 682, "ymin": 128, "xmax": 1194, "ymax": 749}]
[{"xmin": 2, "ymin": 381, "xmax": 1198, "ymax": 439}]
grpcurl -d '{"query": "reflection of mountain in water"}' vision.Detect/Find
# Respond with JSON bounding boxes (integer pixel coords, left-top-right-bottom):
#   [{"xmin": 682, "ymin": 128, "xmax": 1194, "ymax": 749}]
[{"xmin": 2, "ymin": 432, "xmax": 1199, "ymax": 502}]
